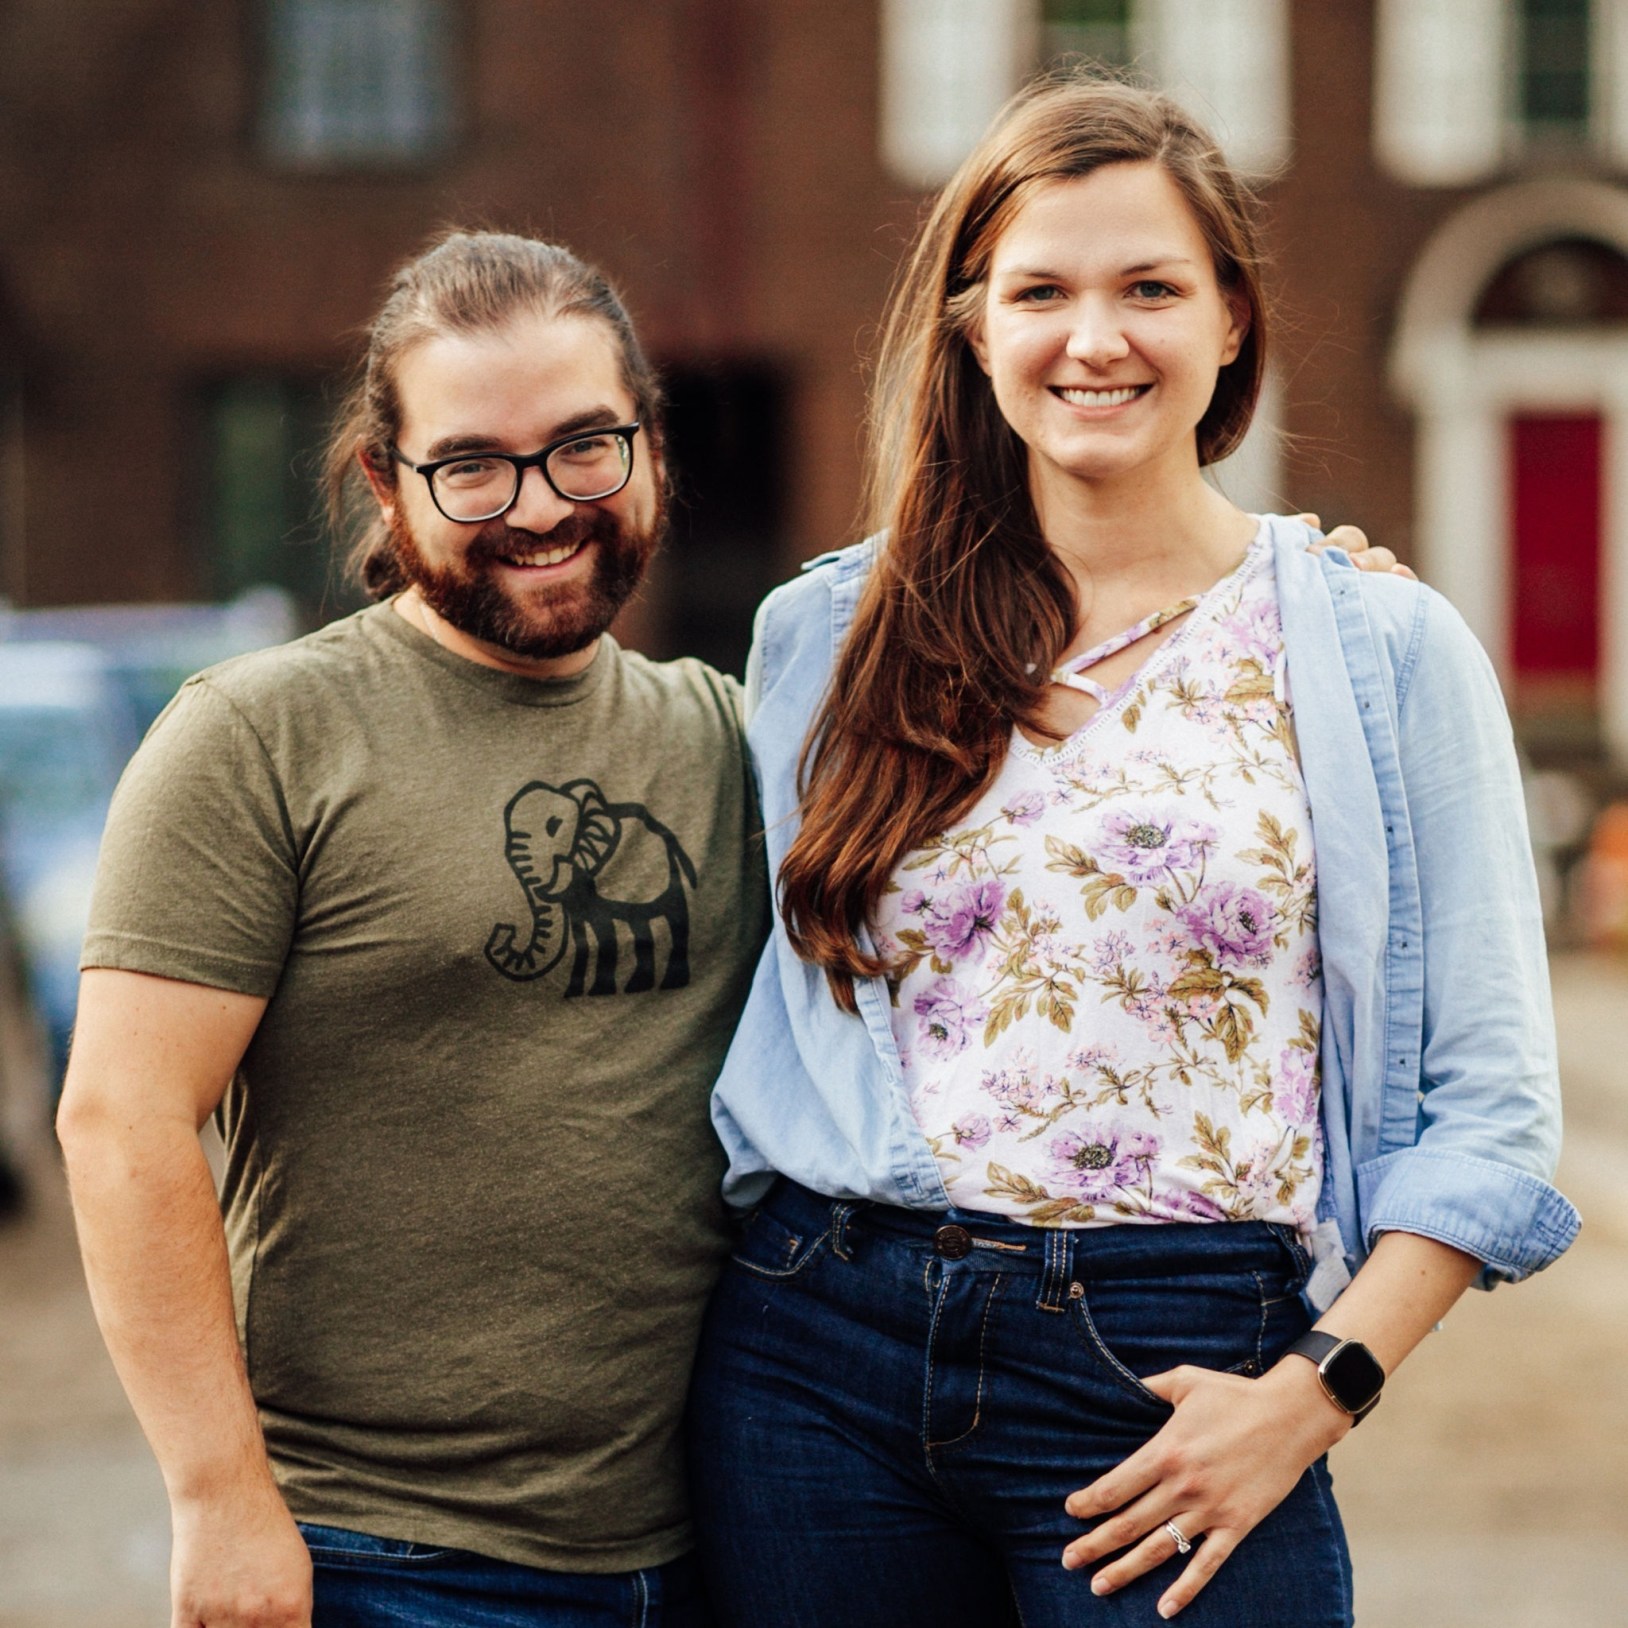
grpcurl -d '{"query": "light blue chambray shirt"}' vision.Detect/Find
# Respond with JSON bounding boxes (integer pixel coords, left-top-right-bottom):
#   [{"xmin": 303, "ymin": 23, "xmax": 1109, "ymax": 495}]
[{"xmin": 711, "ymin": 515, "xmax": 1580, "ymax": 1302}]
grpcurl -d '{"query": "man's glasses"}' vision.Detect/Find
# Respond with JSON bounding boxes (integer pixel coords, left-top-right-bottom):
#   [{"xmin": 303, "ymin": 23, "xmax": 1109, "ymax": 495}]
[{"xmin": 391, "ymin": 423, "xmax": 642, "ymax": 523}]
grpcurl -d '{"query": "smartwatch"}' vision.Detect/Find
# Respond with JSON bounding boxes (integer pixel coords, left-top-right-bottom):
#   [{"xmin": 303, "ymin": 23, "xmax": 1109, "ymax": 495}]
[{"xmin": 1286, "ymin": 1331, "xmax": 1385, "ymax": 1423}]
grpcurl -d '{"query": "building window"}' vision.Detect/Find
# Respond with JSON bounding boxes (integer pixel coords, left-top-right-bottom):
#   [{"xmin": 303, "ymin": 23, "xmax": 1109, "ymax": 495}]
[
  {"xmin": 259, "ymin": 0, "xmax": 455, "ymax": 169},
  {"xmin": 1042, "ymin": 0, "xmax": 1133, "ymax": 66},
  {"xmin": 199, "ymin": 378, "xmax": 356, "ymax": 623},
  {"xmin": 878, "ymin": 0, "xmax": 1033, "ymax": 189},
  {"xmin": 1515, "ymin": 0, "xmax": 1594, "ymax": 141}
]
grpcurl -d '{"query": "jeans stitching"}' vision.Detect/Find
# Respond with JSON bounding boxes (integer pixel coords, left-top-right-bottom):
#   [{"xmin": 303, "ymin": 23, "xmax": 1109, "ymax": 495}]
[
  {"xmin": 631, "ymin": 1566, "xmax": 649, "ymax": 1628},
  {"xmin": 920, "ymin": 1265, "xmax": 949, "ymax": 1462},
  {"xmin": 729, "ymin": 1226, "xmax": 831, "ymax": 1280},
  {"xmin": 1250, "ymin": 1269, "xmax": 1268, "ymax": 1374},
  {"xmin": 925, "ymin": 1274, "xmax": 1004, "ymax": 1451},
  {"xmin": 1069, "ymin": 1292, "xmax": 1169, "ymax": 1407},
  {"xmin": 302, "ymin": 1541, "xmax": 451, "ymax": 1567}
]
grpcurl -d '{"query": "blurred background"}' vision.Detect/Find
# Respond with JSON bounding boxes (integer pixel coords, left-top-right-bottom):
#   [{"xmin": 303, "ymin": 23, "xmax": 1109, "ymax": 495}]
[{"xmin": 2, "ymin": 3, "xmax": 1627, "ymax": 1624}]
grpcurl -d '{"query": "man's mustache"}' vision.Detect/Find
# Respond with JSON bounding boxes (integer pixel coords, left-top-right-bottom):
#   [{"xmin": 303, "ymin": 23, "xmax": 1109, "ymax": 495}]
[{"xmin": 464, "ymin": 512, "xmax": 619, "ymax": 565}]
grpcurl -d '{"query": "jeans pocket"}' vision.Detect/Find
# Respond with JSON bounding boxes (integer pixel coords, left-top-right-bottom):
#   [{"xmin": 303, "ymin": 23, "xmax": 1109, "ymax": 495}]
[
  {"xmin": 1070, "ymin": 1268, "xmax": 1277, "ymax": 1406},
  {"xmin": 298, "ymin": 1522, "xmax": 450, "ymax": 1568},
  {"xmin": 728, "ymin": 1204, "xmax": 830, "ymax": 1281}
]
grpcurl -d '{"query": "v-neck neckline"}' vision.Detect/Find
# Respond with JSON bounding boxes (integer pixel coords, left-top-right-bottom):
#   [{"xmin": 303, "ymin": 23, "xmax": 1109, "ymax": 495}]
[{"xmin": 1013, "ymin": 521, "xmax": 1268, "ymax": 764}]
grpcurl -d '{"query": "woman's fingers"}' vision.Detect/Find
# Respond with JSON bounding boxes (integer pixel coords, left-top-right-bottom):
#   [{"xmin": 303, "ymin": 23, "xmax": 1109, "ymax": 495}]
[
  {"xmin": 1071, "ymin": 1508, "xmax": 1201, "ymax": 1593},
  {"xmin": 1157, "ymin": 1528, "xmax": 1237, "ymax": 1619}
]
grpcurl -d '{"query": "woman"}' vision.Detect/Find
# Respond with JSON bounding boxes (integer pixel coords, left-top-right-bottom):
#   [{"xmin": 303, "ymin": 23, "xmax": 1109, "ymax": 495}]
[{"xmin": 689, "ymin": 74, "xmax": 1577, "ymax": 1628}]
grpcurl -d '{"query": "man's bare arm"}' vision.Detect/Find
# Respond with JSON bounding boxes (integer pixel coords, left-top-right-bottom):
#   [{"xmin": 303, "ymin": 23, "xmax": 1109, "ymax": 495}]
[{"xmin": 57, "ymin": 968, "xmax": 311, "ymax": 1628}]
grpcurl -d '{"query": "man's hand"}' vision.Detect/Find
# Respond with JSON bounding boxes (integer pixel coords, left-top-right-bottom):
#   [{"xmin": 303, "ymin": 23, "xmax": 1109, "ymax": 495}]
[
  {"xmin": 170, "ymin": 1480, "xmax": 312, "ymax": 1628},
  {"xmin": 1297, "ymin": 513, "xmax": 1417, "ymax": 579},
  {"xmin": 1059, "ymin": 1359, "xmax": 1348, "ymax": 1619}
]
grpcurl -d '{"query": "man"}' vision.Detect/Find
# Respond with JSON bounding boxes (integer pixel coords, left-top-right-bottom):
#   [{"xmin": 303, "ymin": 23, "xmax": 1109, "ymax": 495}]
[{"xmin": 57, "ymin": 231, "xmax": 766, "ymax": 1627}]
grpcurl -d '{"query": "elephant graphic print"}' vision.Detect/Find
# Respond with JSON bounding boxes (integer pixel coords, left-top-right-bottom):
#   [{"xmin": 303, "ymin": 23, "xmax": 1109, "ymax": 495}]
[{"xmin": 485, "ymin": 778, "xmax": 698, "ymax": 995}]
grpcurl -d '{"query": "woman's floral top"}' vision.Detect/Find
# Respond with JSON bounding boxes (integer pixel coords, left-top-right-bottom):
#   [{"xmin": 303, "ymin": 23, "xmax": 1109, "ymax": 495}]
[{"xmin": 874, "ymin": 532, "xmax": 1323, "ymax": 1229}]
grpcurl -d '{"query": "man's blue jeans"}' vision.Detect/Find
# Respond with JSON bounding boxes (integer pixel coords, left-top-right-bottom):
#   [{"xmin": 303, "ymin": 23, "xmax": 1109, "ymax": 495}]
[
  {"xmin": 687, "ymin": 1180, "xmax": 1353, "ymax": 1627},
  {"xmin": 299, "ymin": 1523, "xmax": 710, "ymax": 1627}
]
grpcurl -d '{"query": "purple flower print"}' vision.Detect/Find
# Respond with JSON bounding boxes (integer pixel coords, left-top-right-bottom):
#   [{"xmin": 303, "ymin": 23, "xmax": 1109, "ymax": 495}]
[
  {"xmin": 1089, "ymin": 930, "xmax": 1135, "ymax": 975},
  {"xmin": 900, "ymin": 888, "xmax": 929, "ymax": 917},
  {"xmin": 1142, "ymin": 1006, "xmax": 1179, "ymax": 1047},
  {"xmin": 1066, "ymin": 1042, "xmax": 1113, "ymax": 1074},
  {"xmin": 1177, "ymin": 884, "xmax": 1279, "ymax": 967},
  {"xmin": 1229, "ymin": 1143, "xmax": 1284, "ymax": 1211},
  {"xmin": 1099, "ymin": 808, "xmax": 1217, "ymax": 885},
  {"xmin": 1001, "ymin": 789, "xmax": 1047, "ymax": 827},
  {"xmin": 921, "ymin": 879, "xmax": 1006, "ymax": 961},
  {"xmin": 952, "ymin": 1114, "xmax": 993, "ymax": 1149},
  {"xmin": 1049, "ymin": 1122, "xmax": 1160, "ymax": 1201},
  {"xmin": 1223, "ymin": 595, "xmax": 1281, "ymax": 669},
  {"xmin": 1168, "ymin": 1187, "xmax": 1229, "ymax": 1223},
  {"xmin": 913, "ymin": 978, "xmax": 987, "ymax": 1060},
  {"xmin": 980, "ymin": 1051, "xmax": 1051, "ymax": 1114},
  {"xmin": 1276, "ymin": 1043, "xmax": 1320, "ymax": 1124}
]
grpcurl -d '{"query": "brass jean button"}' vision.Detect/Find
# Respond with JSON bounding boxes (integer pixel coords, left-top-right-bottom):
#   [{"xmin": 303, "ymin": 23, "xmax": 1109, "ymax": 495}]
[{"xmin": 934, "ymin": 1224, "xmax": 973, "ymax": 1260}]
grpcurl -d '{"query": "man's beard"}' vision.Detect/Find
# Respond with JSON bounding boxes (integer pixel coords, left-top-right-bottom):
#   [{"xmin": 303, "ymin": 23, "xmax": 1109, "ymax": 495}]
[{"xmin": 387, "ymin": 500, "xmax": 663, "ymax": 662}]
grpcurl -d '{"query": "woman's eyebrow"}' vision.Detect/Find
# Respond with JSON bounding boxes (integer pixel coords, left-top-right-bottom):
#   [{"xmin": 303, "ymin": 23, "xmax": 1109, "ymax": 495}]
[
  {"xmin": 1119, "ymin": 257, "xmax": 1198, "ymax": 276},
  {"xmin": 993, "ymin": 255, "xmax": 1199, "ymax": 282}
]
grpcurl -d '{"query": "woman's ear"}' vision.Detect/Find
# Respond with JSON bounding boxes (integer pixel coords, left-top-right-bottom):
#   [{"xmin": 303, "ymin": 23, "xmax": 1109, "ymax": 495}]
[
  {"xmin": 1220, "ymin": 293, "xmax": 1251, "ymax": 368},
  {"xmin": 967, "ymin": 320, "xmax": 992, "ymax": 377}
]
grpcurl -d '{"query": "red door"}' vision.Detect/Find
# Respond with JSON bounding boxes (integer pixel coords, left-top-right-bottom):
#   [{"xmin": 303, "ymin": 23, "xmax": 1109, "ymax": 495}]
[{"xmin": 1510, "ymin": 413, "xmax": 1603, "ymax": 722}]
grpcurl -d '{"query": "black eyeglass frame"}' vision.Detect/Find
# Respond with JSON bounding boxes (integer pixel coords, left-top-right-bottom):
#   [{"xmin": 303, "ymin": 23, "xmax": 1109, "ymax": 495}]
[{"xmin": 389, "ymin": 422, "xmax": 643, "ymax": 522}]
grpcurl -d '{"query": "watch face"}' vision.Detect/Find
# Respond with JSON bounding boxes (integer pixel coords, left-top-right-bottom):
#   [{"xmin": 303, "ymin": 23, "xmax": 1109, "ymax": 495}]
[{"xmin": 1323, "ymin": 1341, "xmax": 1385, "ymax": 1411}]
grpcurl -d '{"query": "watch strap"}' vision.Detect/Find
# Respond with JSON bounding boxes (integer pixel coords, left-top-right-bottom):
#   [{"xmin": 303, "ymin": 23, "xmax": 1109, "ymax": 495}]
[{"xmin": 1286, "ymin": 1331, "xmax": 1383, "ymax": 1422}]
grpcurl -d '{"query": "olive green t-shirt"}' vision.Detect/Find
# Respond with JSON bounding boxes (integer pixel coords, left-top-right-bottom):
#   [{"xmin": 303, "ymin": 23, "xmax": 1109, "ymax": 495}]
[{"xmin": 82, "ymin": 604, "xmax": 769, "ymax": 1573}]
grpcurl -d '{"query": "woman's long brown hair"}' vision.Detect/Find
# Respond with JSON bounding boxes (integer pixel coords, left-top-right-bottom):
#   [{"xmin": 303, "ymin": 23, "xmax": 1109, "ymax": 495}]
[{"xmin": 779, "ymin": 73, "xmax": 1271, "ymax": 1011}]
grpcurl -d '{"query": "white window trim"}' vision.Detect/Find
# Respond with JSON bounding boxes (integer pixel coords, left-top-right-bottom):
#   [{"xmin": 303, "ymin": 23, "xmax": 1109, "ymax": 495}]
[{"xmin": 1392, "ymin": 180, "xmax": 1628, "ymax": 760}]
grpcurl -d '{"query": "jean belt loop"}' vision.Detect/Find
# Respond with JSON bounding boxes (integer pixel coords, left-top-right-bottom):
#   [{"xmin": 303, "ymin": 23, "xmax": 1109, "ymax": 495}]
[
  {"xmin": 1037, "ymin": 1225, "xmax": 1073, "ymax": 1312},
  {"xmin": 829, "ymin": 1200, "xmax": 860, "ymax": 1262}
]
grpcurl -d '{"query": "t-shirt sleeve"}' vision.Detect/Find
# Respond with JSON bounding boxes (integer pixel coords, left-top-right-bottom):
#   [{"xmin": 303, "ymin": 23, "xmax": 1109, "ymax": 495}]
[{"xmin": 80, "ymin": 677, "xmax": 298, "ymax": 996}]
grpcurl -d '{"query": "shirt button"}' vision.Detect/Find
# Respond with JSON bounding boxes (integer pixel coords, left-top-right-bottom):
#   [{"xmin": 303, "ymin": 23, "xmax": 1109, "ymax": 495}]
[{"xmin": 934, "ymin": 1224, "xmax": 973, "ymax": 1260}]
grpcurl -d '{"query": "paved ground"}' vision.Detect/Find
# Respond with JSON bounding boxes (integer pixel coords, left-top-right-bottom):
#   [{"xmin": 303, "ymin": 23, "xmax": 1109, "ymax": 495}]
[{"xmin": 3, "ymin": 952, "xmax": 1625, "ymax": 1627}]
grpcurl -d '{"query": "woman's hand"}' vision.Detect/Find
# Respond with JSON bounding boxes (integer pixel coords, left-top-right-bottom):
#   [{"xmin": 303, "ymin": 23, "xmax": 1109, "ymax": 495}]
[
  {"xmin": 1060, "ymin": 1358, "xmax": 1350, "ymax": 1619},
  {"xmin": 1298, "ymin": 513, "xmax": 1418, "ymax": 579}
]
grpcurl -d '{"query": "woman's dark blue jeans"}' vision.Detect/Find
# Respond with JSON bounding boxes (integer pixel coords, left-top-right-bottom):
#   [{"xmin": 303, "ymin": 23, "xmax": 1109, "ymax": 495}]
[{"xmin": 687, "ymin": 1180, "xmax": 1352, "ymax": 1628}]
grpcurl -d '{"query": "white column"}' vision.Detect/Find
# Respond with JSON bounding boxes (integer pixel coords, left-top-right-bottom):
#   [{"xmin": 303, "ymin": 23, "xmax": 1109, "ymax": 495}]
[
  {"xmin": 1596, "ymin": 0, "xmax": 1628, "ymax": 166},
  {"xmin": 1373, "ymin": 0, "xmax": 1507, "ymax": 185},
  {"xmin": 878, "ymin": 0, "xmax": 1038, "ymax": 189},
  {"xmin": 1412, "ymin": 361, "xmax": 1510, "ymax": 676},
  {"xmin": 1134, "ymin": 0, "xmax": 1291, "ymax": 174}
]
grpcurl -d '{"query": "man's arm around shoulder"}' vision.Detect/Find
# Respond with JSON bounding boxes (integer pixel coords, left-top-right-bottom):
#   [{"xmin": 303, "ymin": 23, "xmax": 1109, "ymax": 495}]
[{"xmin": 57, "ymin": 969, "xmax": 311, "ymax": 1628}]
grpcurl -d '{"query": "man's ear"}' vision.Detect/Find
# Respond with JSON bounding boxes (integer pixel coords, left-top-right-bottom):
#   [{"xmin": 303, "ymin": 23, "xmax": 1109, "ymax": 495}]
[{"xmin": 357, "ymin": 444, "xmax": 397, "ymax": 518}]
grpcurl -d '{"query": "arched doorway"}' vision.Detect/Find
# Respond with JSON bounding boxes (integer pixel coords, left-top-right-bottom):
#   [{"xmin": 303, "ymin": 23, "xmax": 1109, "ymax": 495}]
[{"xmin": 1391, "ymin": 180, "xmax": 1628, "ymax": 763}]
